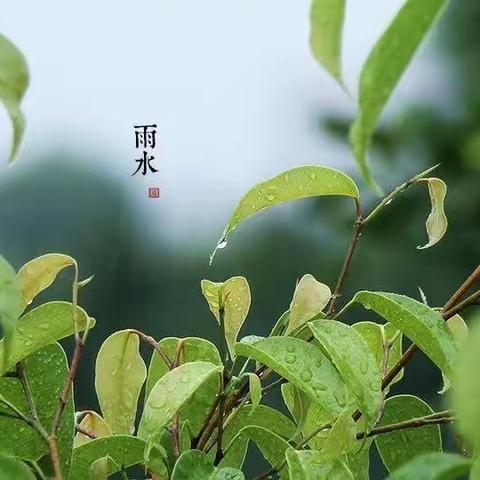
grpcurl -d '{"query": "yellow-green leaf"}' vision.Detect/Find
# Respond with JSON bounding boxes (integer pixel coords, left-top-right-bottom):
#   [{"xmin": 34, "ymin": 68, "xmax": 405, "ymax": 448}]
[
  {"xmin": 212, "ymin": 166, "xmax": 359, "ymax": 260},
  {"xmin": 235, "ymin": 337, "xmax": 346, "ymax": 416},
  {"xmin": 89, "ymin": 456, "xmax": 109, "ymax": 480},
  {"xmin": 74, "ymin": 411, "xmax": 112, "ymax": 446},
  {"xmin": 95, "ymin": 330, "xmax": 146, "ymax": 435},
  {"xmin": 0, "ymin": 455, "xmax": 35, "ymax": 480},
  {"xmin": 246, "ymin": 373, "xmax": 262, "ymax": 415},
  {"xmin": 0, "ymin": 301, "xmax": 95, "ymax": 374},
  {"xmin": 352, "ymin": 292, "xmax": 458, "ymax": 380},
  {"xmin": 309, "ymin": 0, "xmax": 346, "ymax": 87},
  {"xmin": 417, "ymin": 178, "xmax": 448, "ymax": 249},
  {"xmin": 322, "ymin": 409, "xmax": 356, "ymax": 458},
  {"xmin": 0, "ymin": 35, "xmax": 29, "ymax": 162},
  {"xmin": 17, "ymin": 253, "xmax": 76, "ymax": 310},
  {"xmin": 286, "ymin": 274, "xmax": 331, "ymax": 335},
  {"xmin": 139, "ymin": 362, "xmax": 222, "ymax": 440},
  {"xmin": 201, "ymin": 277, "xmax": 251, "ymax": 359},
  {"xmin": 350, "ymin": 0, "xmax": 447, "ymax": 191},
  {"xmin": 375, "ymin": 395, "xmax": 441, "ymax": 473},
  {"xmin": 309, "ymin": 320, "xmax": 382, "ymax": 422}
]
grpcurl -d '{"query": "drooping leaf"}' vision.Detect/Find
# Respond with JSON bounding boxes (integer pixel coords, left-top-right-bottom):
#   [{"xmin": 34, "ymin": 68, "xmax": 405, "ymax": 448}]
[
  {"xmin": 69, "ymin": 435, "xmax": 167, "ymax": 480},
  {"xmin": 95, "ymin": 330, "xmax": 146, "ymax": 435},
  {"xmin": 417, "ymin": 178, "xmax": 448, "ymax": 249},
  {"xmin": 0, "ymin": 343, "xmax": 74, "ymax": 477},
  {"xmin": 352, "ymin": 321, "xmax": 403, "ymax": 385},
  {"xmin": 139, "ymin": 362, "xmax": 222, "ymax": 440},
  {"xmin": 285, "ymin": 448, "xmax": 354, "ymax": 480},
  {"xmin": 235, "ymin": 337, "xmax": 346, "ymax": 416},
  {"xmin": 440, "ymin": 314, "xmax": 468, "ymax": 394},
  {"xmin": 0, "ymin": 454, "xmax": 35, "ymax": 480},
  {"xmin": 212, "ymin": 166, "xmax": 359, "ymax": 257},
  {"xmin": 0, "ymin": 256, "xmax": 21, "ymax": 370},
  {"xmin": 322, "ymin": 409, "xmax": 356, "ymax": 458},
  {"xmin": 281, "ymin": 383, "xmax": 312, "ymax": 440},
  {"xmin": 145, "ymin": 337, "xmax": 221, "ymax": 436},
  {"xmin": 17, "ymin": 253, "xmax": 76, "ymax": 310},
  {"xmin": 201, "ymin": 277, "xmax": 251, "ymax": 359},
  {"xmin": 74, "ymin": 411, "xmax": 112, "ymax": 446},
  {"xmin": 375, "ymin": 395, "xmax": 441, "ymax": 473},
  {"xmin": 89, "ymin": 456, "xmax": 109, "ymax": 480},
  {"xmin": 309, "ymin": 320, "xmax": 382, "ymax": 422},
  {"xmin": 452, "ymin": 321, "xmax": 480, "ymax": 449},
  {"xmin": 345, "ymin": 440, "xmax": 371, "ymax": 480},
  {"xmin": 350, "ymin": 0, "xmax": 447, "ymax": 191},
  {"xmin": 352, "ymin": 292, "xmax": 458, "ymax": 380},
  {"xmin": 226, "ymin": 426, "xmax": 291, "ymax": 480},
  {"xmin": 387, "ymin": 452, "xmax": 470, "ymax": 480},
  {"xmin": 270, "ymin": 310, "xmax": 290, "ymax": 337},
  {"xmin": 309, "ymin": 0, "xmax": 346, "ymax": 87},
  {"xmin": 220, "ymin": 404, "xmax": 296, "ymax": 470},
  {"xmin": 246, "ymin": 373, "xmax": 262, "ymax": 415},
  {"xmin": 0, "ymin": 301, "xmax": 95, "ymax": 374},
  {"xmin": 286, "ymin": 274, "xmax": 331, "ymax": 335},
  {"xmin": 0, "ymin": 34, "xmax": 29, "ymax": 161}
]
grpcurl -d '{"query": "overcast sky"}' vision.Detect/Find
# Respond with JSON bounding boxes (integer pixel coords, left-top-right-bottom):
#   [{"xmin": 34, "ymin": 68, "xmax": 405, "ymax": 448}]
[{"xmin": 0, "ymin": 0, "xmax": 447, "ymax": 241}]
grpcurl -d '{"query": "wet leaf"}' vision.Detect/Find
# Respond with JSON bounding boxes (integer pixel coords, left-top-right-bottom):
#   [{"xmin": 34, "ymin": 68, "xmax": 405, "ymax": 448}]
[
  {"xmin": 417, "ymin": 178, "xmax": 448, "ymax": 249},
  {"xmin": 0, "ymin": 301, "xmax": 95, "ymax": 374},
  {"xmin": 352, "ymin": 321, "xmax": 403, "ymax": 385},
  {"xmin": 235, "ymin": 337, "xmax": 346, "ymax": 417},
  {"xmin": 0, "ymin": 343, "xmax": 74, "ymax": 477},
  {"xmin": 89, "ymin": 456, "xmax": 109, "ymax": 480},
  {"xmin": 246, "ymin": 373, "xmax": 262, "ymax": 415},
  {"xmin": 350, "ymin": 0, "xmax": 447, "ymax": 191},
  {"xmin": 201, "ymin": 277, "xmax": 251, "ymax": 359},
  {"xmin": 95, "ymin": 330, "xmax": 146, "ymax": 435},
  {"xmin": 0, "ymin": 34, "xmax": 29, "ymax": 161},
  {"xmin": 352, "ymin": 292, "xmax": 458, "ymax": 380},
  {"xmin": 287, "ymin": 274, "xmax": 331, "ymax": 335},
  {"xmin": 286, "ymin": 448, "xmax": 354, "ymax": 479},
  {"xmin": 309, "ymin": 320, "xmax": 382, "ymax": 422},
  {"xmin": 145, "ymin": 337, "xmax": 221, "ymax": 436},
  {"xmin": 387, "ymin": 452, "xmax": 470, "ymax": 480},
  {"xmin": 69, "ymin": 435, "xmax": 167, "ymax": 480},
  {"xmin": 375, "ymin": 395, "xmax": 441, "ymax": 473},
  {"xmin": 0, "ymin": 256, "xmax": 21, "ymax": 370},
  {"xmin": 309, "ymin": 0, "xmax": 346, "ymax": 87},
  {"xmin": 74, "ymin": 411, "xmax": 112, "ymax": 446},
  {"xmin": 322, "ymin": 409, "xmax": 356, "ymax": 458},
  {"xmin": 17, "ymin": 253, "xmax": 76, "ymax": 310},
  {"xmin": 0, "ymin": 454, "xmax": 35, "ymax": 480},
  {"xmin": 213, "ymin": 166, "xmax": 359, "ymax": 256},
  {"xmin": 139, "ymin": 362, "xmax": 222, "ymax": 440}
]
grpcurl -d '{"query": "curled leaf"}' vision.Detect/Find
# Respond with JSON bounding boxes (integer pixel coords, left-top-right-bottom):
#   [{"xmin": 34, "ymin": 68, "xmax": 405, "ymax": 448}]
[
  {"xmin": 286, "ymin": 274, "xmax": 331, "ymax": 335},
  {"xmin": 417, "ymin": 178, "xmax": 448, "ymax": 249},
  {"xmin": 246, "ymin": 373, "xmax": 262, "ymax": 415},
  {"xmin": 74, "ymin": 411, "xmax": 112, "ymax": 446}
]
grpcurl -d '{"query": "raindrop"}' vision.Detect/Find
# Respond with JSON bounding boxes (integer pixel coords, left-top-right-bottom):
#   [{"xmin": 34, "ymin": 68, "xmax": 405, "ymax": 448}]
[
  {"xmin": 286, "ymin": 345, "xmax": 295, "ymax": 353},
  {"xmin": 266, "ymin": 194, "xmax": 276, "ymax": 202},
  {"xmin": 385, "ymin": 198, "xmax": 393, "ymax": 206},
  {"xmin": 360, "ymin": 362, "xmax": 368, "ymax": 374},
  {"xmin": 300, "ymin": 369, "xmax": 313, "ymax": 382},
  {"xmin": 285, "ymin": 354, "xmax": 297, "ymax": 364},
  {"xmin": 370, "ymin": 381, "xmax": 380, "ymax": 392},
  {"xmin": 217, "ymin": 239, "xmax": 228, "ymax": 249}
]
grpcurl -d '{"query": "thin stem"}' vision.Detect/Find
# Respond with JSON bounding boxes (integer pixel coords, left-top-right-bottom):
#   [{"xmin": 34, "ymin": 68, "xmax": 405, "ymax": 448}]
[
  {"xmin": 17, "ymin": 362, "xmax": 44, "ymax": 431},
  {"xmin": 443, "ymin": 264, "xmax": 480, "ymax": 312},
  {"xmin": 214, "ymin": 389, "xmax": 226, "ymax": 465},
  {"xmin": 75, "ymin": 425, "xmax": 96, "ymax": 439},
  {"xmin": 132, "ymin": 329, "xmax": 173, "ymax": 369}
]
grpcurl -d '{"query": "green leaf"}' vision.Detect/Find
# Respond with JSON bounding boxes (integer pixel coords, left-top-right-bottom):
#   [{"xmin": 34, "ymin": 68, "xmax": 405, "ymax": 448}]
[
  {"xmin": 350, "ymin": 0, "xmax": 447, "ymax": 191},
  {"xmin": 352, "ymin": 292, "xmax": 458, "ymax": 380},
  {"xmin": 145, "ymin": 337, "xmax": 221, "ymax": 436},
  {"xmin": 0, "ymin": 343, "xmax": 75, "ymax": 477},
  {"xmin": 139, "ymin": 361, "xmax": 222, "ymax": 440},
  {"xmin": 246, "ymin": 373, "xmax": 262, "ymax": 415},
  {"xmin": 95, "ymin": 329, "xmax": 146, "ymax": 435},
  {"xmin": 0, "ymin": 34, "xmax": 29, "ymax": 161},
  {"xmin": 235, "ymin": 337, "xmax": 346, "ymax": 416},
  {"xmin": 89, "ymin": 456, "xmax": 109, "ymax": 480},
  {"xmin": 375, "ymin": 394, "xmax": 441, "ymax": 473},
  {"xmin": 387, "ymin": 452, "xmax": 470, "ymax": 480},
  {"xmin": 281, "ymin": 383, "xmax": 312, "ymax": 440},
  {"xmin": 309, "ymin": 0, "xmax": 345, "ymax": 87},
  {"xmin": 286, "ymin": 448, "xmax": 354, "ymax": 480},
  {"xmin": 74, "ymin": 411, "xmax": 112, "ymax": 446},
  {"xmin": 0, "ymin": 301, "xmax": 95, "ymax": 374},
  {"xmin": 309, "ymin": 320, "xmax": 382, "ymax": 422},
  {"xmin": 352, "ymin": 321, "xmax": 403, "ymax": 385},
  {"xmin": 322, "ymin": 409, "xmax": 356, "ymax": 458},
  {"xmin": 0, "ymin": 455, "xmax": 35, "ymax": 480},
  {"xmin": 0, "ymin": 256, "xmax": 21, "ymax": 370},
  {"xmin": 286, "ymin": 274, "xmax": 331, "ymax": 335},
  {"xmin": 172, "ymin": 450, "xmax": 245, "ymax": 480},
  {"xmin": 201, "ymin": 277, "xmax": 251, "ymax": 358},
  {"xmin": 452, "ymin": 321, "xmax": 480, "ymax": 449},
  {"xmin": 227, "ymin": 426, "xmax": 291, "ymax": 480},
  {"xmin": 69, "ymin": 435, "xmax": 167, "ymax": 480},
  {"xmin": 417, "ymin": 178, "xmax": 448, "ymax": 249},
  {"xmin": 345, "ymin": 440, "xmax": 371, "ymax": 480},
  {"xmin": 17, "ymin": 253, "xmax": 76, "ymax": 310},
  {"xmin": 212, "ymin": 166, "xmax": 359, "ymax": 258}
]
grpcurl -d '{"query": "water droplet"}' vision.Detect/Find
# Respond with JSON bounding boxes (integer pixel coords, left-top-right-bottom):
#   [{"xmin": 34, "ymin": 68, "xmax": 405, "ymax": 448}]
[
  {"xmin": 385, "ymin": 198, "xmax": 393, "ymax": 206},
  {"xmin": 266, "ymin": 194, "xmax": 276, "ymax": 202},
  {"xmin": 217, "ymin": 239, "xmax": 228, "ymax": 249},
  {"xmin": 286, "ymin": 345, "xmax": 295, "ymax": 353},
  {"xmin": 360, "ymin": 362, "xmax": 368, "ymax": 374},
  {"xmin": 300, "ymin": 369, "xmax": 312, "ymax": 382},
  {"xmin": 313, "ymin": 383, "xmax": 327, "ymax": 392},
  {"xmin": 370, "ymin": 381, "xmax": 380, "ymax": 392},
  {"xmin": 285, "ymin": 354, "xmax": 296, "ymax": 364}
]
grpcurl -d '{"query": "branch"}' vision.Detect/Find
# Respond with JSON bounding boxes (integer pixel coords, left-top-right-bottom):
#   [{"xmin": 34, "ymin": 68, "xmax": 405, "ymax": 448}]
[
  {"xmin": 132, "ymin": 329, "xmax": 173, "ymax": 369},
  {"xmin": 442, "ymin": 264, "xmax": 480, "ymax": 312}
]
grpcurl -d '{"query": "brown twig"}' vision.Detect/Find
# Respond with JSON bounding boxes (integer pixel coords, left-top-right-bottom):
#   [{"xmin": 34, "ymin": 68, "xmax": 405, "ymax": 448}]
[
  {"xmin": 132, "ymin": 329, "xmax": 173, "ymax": 369},
  {"xmin": 442, "ymin": 264, "xmax": 480, "ymax": 312}
]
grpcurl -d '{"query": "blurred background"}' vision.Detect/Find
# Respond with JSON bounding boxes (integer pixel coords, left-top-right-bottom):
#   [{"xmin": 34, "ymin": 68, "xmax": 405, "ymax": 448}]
[{"xmin": 1, "ymin": 0, "xmax": 479, "ymax": 477}]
